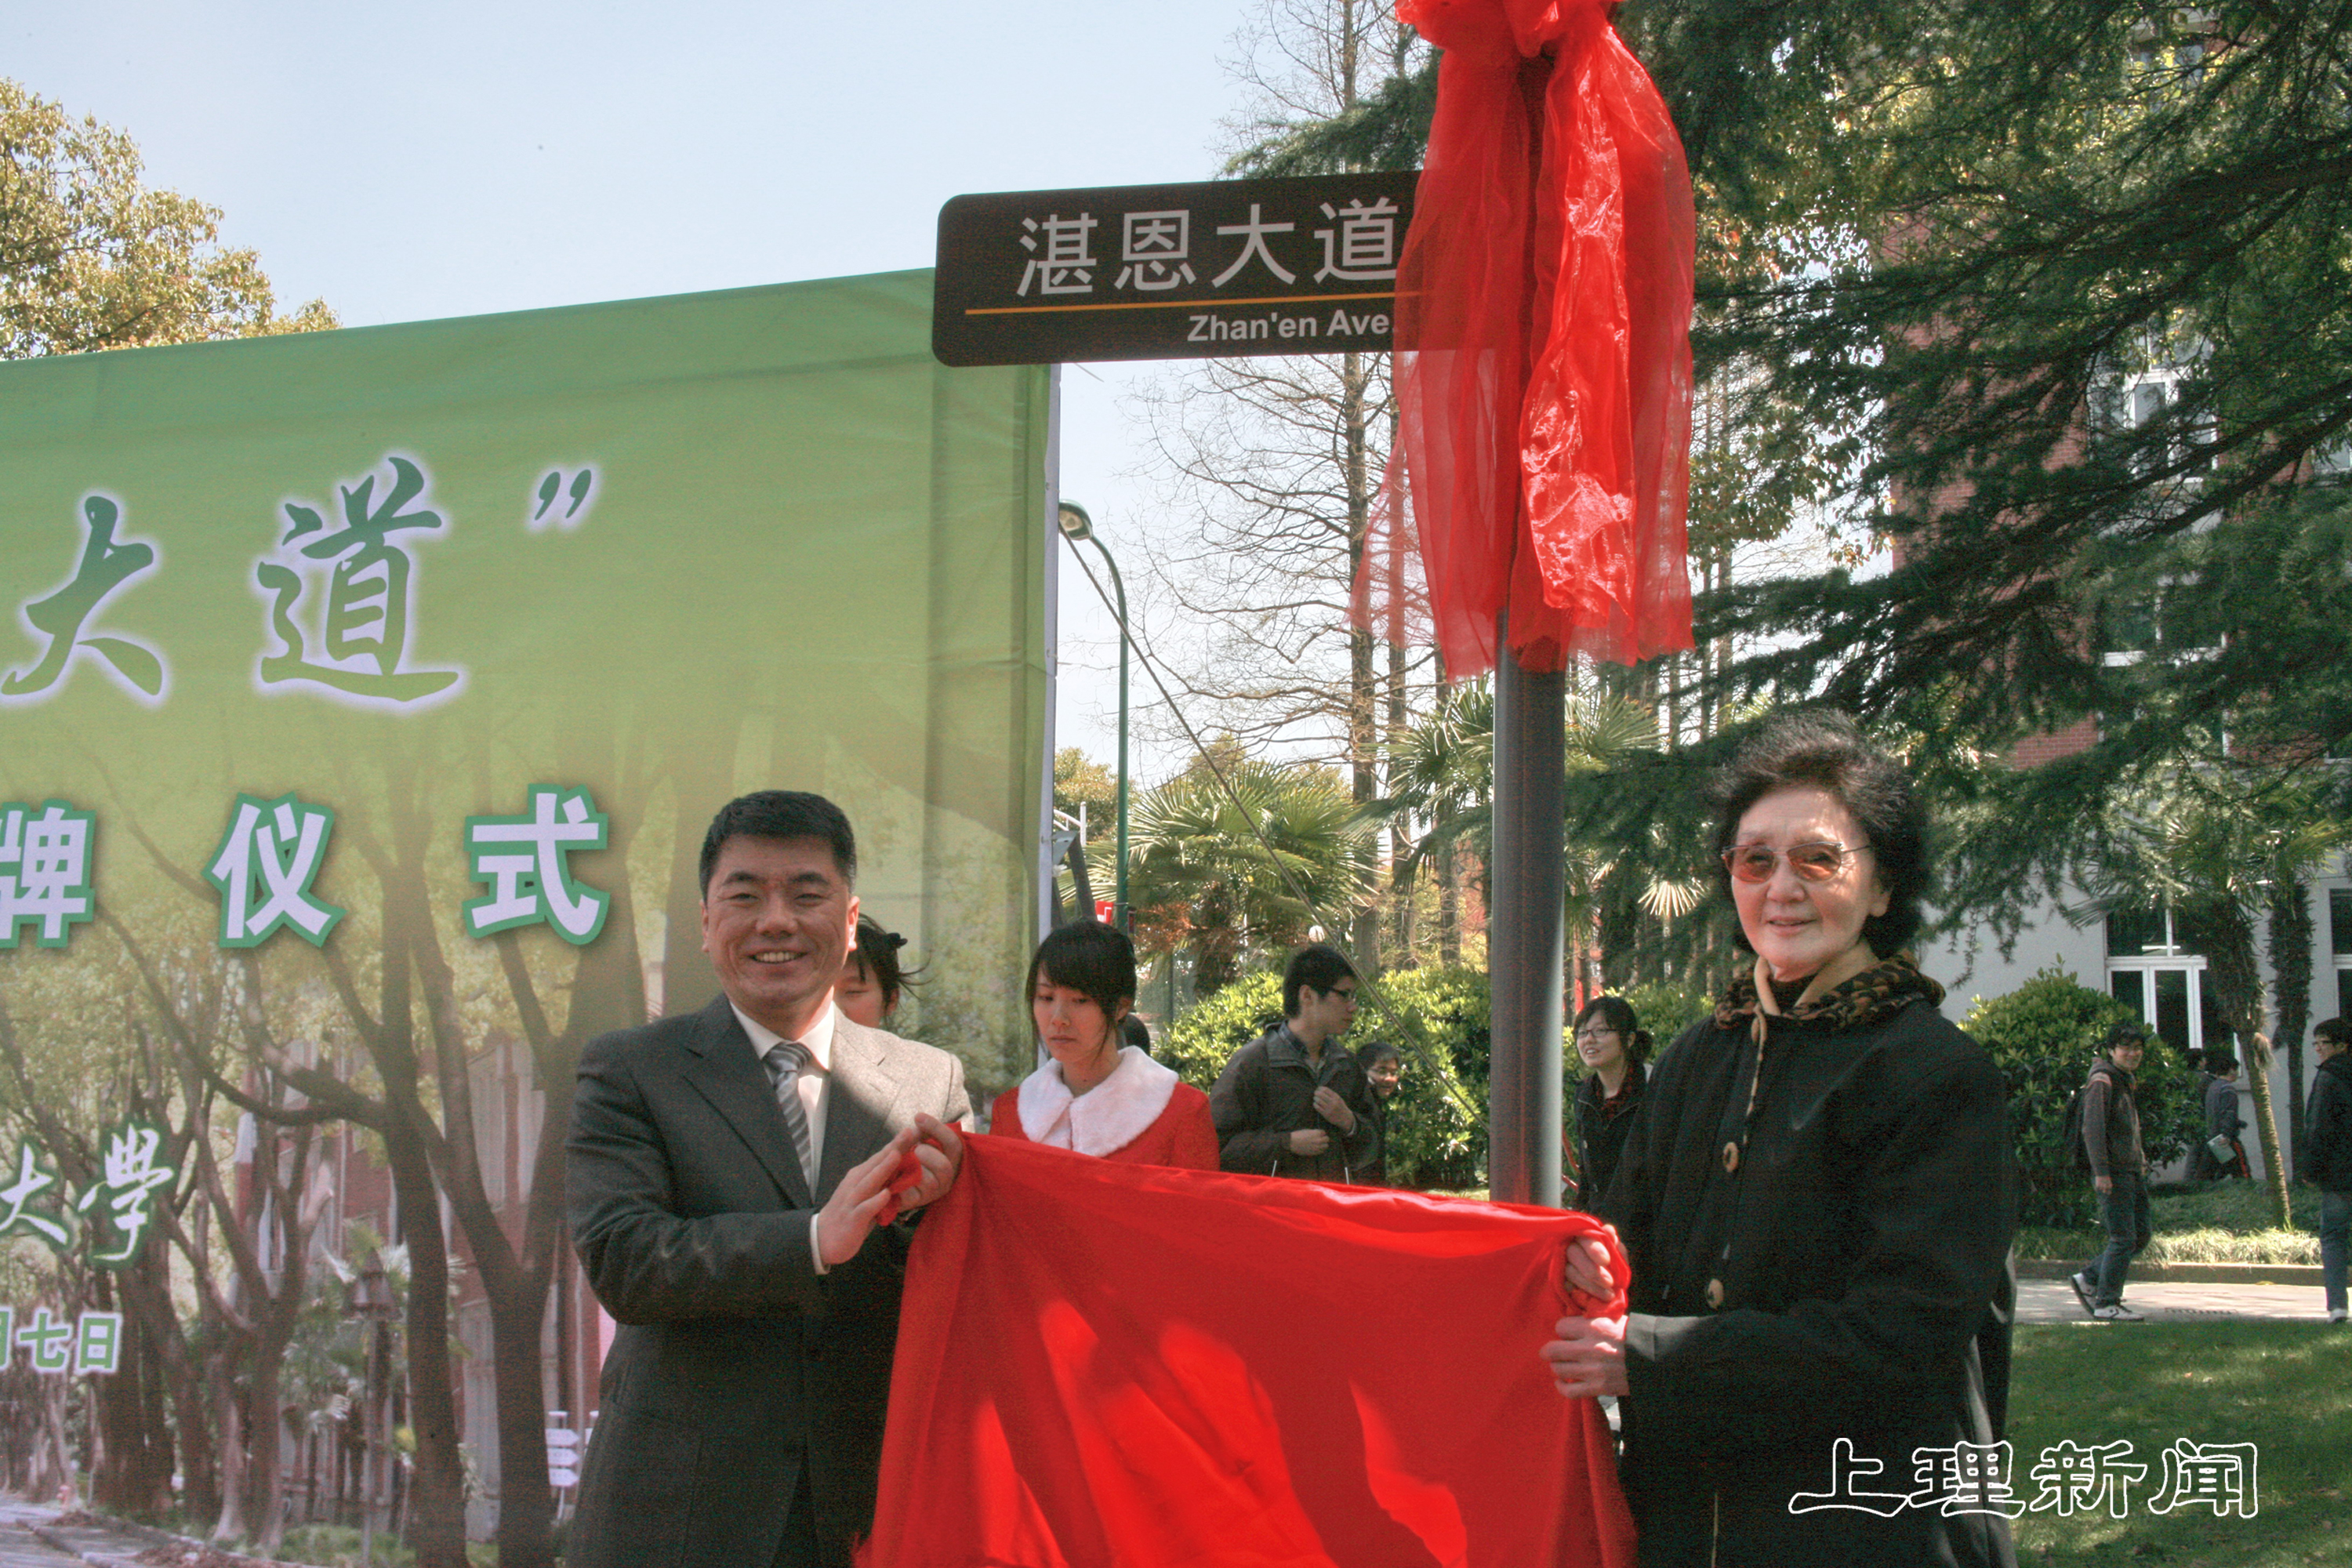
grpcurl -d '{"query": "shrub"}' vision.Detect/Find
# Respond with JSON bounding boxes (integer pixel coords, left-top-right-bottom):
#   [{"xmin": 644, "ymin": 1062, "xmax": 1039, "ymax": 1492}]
[
  {"xmin": 1160, "ymin": 964, "xmax": 1491, "ymax": 1189},
  {"xmin": 1608, "ymin": 978, "xmax": 1713, "ymax": 1054},
  {"xmin": 1962, "ymin": 967, "xmax": 2201, "ymax": 1229}
]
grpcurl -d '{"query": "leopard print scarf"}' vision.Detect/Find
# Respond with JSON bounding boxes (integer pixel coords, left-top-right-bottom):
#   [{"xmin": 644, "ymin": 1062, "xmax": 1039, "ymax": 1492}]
[{"xmin": 1713, "ymin": 953, "xmax": 1945, "ymax": 1033}]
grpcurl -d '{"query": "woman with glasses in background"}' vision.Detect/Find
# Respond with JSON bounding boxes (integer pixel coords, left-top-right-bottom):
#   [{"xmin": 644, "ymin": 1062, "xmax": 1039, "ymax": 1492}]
[
  {"xmin": 1569, "ymin": 997, "xmax": 1651, "ymax": 1214},
  {"xmin": 1541, "ymin": 712, "xmax": 2019, "ymax": 1568}
]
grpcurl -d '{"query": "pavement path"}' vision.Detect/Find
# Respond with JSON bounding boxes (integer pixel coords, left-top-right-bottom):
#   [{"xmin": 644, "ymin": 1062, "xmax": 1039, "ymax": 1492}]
[
  {"xmin": 2018, "ymin": 1276, "xmax": 2337, "ymax": 1324},
  {"xmin": 0, "ymin": 1502, "xmax": 95, "ymax": 1568}
]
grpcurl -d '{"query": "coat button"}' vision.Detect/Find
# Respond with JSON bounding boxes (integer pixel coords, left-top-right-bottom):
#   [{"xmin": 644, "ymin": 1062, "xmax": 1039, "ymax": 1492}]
[
  {"xmin": 1722, "ymin": 1141, "xmax": 1740, "ymax": 1174},
  {"xmin": 1705, "ymin": 1278, "xmax": 1725, "ymax": 1309}
]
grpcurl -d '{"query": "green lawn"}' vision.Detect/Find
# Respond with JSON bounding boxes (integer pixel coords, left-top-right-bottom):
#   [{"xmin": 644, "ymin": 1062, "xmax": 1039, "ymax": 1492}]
[{"xmin": 2007, "ymin": 1321, "xmax": 2350, "ymax": 1565}]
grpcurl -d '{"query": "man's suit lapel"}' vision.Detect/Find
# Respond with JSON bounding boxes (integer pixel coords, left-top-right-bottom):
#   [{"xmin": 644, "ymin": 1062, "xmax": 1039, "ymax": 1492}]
[
  {"xmin": 677, "ymin": 995, "xmax": 815, "ymax": 1209},
  {"xmin": 818, "ymin": 1018, "xmax": 905, "ymax": 1201}
]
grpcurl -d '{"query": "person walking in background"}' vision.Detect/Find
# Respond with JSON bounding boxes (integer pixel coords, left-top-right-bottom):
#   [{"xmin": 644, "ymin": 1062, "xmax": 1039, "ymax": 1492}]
[
  {"xmin": 2199, "ymin": 1048, "xmax": 2250, "ymax": 1181},
  {"xmin": 1209, "ymin": 944, "xmax": 1379, "ymax": 1181},
  {"xmin": 1356, "ymin": 1040, "xmax": 1404, "ymax": 1186},
  {"xmin": 2303, "ymin": 1018, "xmax": 2352, "ymax": 1324},
  {"xmin": 1568, "ymin": 996, "xmax": 1650, "ymax": 1214},
  {"xmin": 990, "ymin": 920, "xmax": 1216, "ymax": 1169},
  {"xmin": 2071, "ymin": 1022, "xmax": 2154, "ymax": 1322}
]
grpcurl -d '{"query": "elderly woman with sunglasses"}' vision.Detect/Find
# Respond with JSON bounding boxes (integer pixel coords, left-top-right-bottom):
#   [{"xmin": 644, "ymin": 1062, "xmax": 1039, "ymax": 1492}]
[{"xmin": 1542, "ymin": 713, "xmax": 2018, "ymax": 1568}]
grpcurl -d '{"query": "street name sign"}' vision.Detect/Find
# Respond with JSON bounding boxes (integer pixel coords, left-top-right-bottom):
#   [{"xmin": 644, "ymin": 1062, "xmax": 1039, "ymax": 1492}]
[{"xmin": 933, "ymin": 169, "xmax": 1419, "ymax": 366}]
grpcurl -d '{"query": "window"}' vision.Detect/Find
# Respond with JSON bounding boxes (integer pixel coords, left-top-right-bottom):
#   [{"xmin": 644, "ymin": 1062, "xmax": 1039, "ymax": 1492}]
[
  {"xmin": 2332, "ymin": 887, "xmax": 2352, "ymax": 1021},
  {"xmin": 2106, "ymin": 907, "xmax": 2230, "ymax": 1055}
]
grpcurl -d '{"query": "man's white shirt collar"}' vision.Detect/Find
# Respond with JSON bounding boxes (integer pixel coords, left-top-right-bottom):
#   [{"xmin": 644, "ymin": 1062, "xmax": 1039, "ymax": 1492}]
[{"xmin": 731, "ymin": 998, "xmax": 837, "ymax": 1074}]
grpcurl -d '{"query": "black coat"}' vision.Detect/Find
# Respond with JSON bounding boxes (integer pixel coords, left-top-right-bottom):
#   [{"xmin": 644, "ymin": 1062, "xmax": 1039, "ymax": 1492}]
[
  {"xmin": 1209, "ymin": 1024, "xmax": 1380, "ymax": 1182},
  {"xmin": 1600, "ymin": 959, "xmax": 2019, "ymax": 1568},
  {"xmin": 2306, "ymin": 1052, "xmax": 2352, "ymax": 1193},
  {"xmin": 1571, "ymin": 1065, "xmax": 1645, "ymax": 1213}
]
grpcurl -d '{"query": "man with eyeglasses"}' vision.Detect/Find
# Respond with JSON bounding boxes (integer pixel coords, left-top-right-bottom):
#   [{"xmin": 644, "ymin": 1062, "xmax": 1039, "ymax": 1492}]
[{"xmin": 1210, "ymin": 943, "xmax": 1381, "ymax": 1182}]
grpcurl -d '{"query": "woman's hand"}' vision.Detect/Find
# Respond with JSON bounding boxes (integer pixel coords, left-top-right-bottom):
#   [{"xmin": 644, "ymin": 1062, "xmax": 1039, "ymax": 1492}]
[
  {"xmin": 1541, "ymin": 1313, "xmax": 1629, "ymax": 1399},
  {"xmin": 1562, "ymin": 1232, "xmax": 1618, "ymax": 1305}
]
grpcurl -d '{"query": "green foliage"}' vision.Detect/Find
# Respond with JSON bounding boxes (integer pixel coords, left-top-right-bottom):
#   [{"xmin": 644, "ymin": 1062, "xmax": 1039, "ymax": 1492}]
[
  {"xmin": 1121, "ymin": 760, "xmax": 1374, "ymax": 996},
  {"xmin": 1964, "ymin": 968, "xmax": 2199, "ymax": 1229},
  {"xmin": 1610, "ymin": 978, "xmax": 1712, "ymax": 1051},
  {"xmin": 1156, "ymin": 970, "xmax": 1286, "ymax": 1091},
  {"xmin": 1159, "ymin": 964, "xmax": 1492, "ymax": 1189},
  {"xmin": 1360, "ymin": 966, "xmax": 1491, "ymax": 1189},
  {"xmin": 1, "ymin": 78, "xmax": 335, "ymax": 356},
  {"xmin": 1052, "ymin": 748, "xmax": 1117, "ymax": 842}
]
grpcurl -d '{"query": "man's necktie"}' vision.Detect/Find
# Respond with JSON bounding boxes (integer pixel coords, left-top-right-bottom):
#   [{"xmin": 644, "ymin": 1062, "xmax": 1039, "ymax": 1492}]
[{"xmin": 764, "ymin": 1040, "xmax": 817, "ymax": 1193}]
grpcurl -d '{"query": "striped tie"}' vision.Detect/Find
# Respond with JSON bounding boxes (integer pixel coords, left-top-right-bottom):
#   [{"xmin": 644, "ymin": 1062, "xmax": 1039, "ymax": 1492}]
[{"xmin": 764, "ymin": 1040, "xmax": 816, "ymax": 1193}]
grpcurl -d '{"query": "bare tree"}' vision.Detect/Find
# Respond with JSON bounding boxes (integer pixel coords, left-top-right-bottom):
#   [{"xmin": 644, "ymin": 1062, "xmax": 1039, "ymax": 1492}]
[{"xmin": 1129, "ymin": 0, "xmax": 1434, "ymax": 968}]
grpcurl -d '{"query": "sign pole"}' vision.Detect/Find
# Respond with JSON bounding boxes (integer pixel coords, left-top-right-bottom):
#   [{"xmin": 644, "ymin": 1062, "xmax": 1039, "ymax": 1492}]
[{"xmin": 1486, "ymin": 614, "xmax": 1565, "ymax": 1207}]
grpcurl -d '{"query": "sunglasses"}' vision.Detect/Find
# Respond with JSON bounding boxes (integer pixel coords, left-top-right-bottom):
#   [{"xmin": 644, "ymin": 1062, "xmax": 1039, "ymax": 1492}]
[{"xmin": 1722, "ymin": 840, "xmax": 1867, "ymax": 884}]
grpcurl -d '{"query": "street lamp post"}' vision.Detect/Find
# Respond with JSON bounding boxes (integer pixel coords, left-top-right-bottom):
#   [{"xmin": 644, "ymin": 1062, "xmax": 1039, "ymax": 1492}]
[{"xmin": 1055, "ymin": 503, "xmax": 1129, "ymax": 930}]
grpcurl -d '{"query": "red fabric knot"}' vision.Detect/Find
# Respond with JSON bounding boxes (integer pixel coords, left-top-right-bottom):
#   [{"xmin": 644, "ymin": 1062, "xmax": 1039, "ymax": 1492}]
[{"xmin": 1373, "ymin": 0, "xmax": 1695, "ymax": 674}]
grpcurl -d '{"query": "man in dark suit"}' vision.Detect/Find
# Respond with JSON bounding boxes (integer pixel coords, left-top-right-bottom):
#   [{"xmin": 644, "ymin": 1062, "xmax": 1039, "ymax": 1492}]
[{"xmin": 567, "ymin": 790, "xmax": 968, "ymax": 1568}]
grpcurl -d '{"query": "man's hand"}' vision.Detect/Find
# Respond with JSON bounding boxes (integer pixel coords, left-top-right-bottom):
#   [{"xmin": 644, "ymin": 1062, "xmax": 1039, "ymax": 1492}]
[
  {"xmin": 1288, "ymin": 1127, "xmax": 1332, "ymax": 1156},
  {"xmin": 893, "ymin": 1112, "xmax": 965, "ymax": 1215},
  {"xmin": 1312, "ymin": 1085, "xmax": 1357, "ymax": 1134},
  {"xmin": 2094, "ymin": 1174, "xmax": 2113, "ymax": 1196},
  {"xmin": 818, "ymin": 1129, "xmax": 920, "ymax": 1266},
  {"xmin": 1541, "ymin": 1313, "xmax": 1629, "ymax": 1399}
]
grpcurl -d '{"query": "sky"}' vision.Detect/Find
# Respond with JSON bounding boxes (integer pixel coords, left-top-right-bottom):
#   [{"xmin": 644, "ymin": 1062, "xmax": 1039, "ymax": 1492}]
[{"xmin": 5, "ymin": 0, "xmax": 1267, "ymax": 782}]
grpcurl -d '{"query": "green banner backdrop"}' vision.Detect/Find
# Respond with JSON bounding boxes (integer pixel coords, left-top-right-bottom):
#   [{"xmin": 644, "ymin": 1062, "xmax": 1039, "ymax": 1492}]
[{"xmin": 0, "ymin": 267, "xmax": 1048, "ymax": 1074}]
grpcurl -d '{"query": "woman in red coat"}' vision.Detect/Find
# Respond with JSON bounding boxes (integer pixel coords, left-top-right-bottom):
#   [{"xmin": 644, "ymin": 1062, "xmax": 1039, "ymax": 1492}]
[{"xmin": 992, "ymin": 920, "xmax": 1218, "ymax": 1169}]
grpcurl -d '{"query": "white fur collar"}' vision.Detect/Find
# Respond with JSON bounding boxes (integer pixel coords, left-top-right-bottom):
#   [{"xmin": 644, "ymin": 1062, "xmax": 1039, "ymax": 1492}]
[{"xmin": 1016, "ymin": 1046, "xmax": 1179, "ymax": 1157}]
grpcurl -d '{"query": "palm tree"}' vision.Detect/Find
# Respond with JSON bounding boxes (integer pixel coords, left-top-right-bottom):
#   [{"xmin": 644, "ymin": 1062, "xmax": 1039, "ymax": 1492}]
[
  {"xmin": 1377, "ymin": 678, "xmax": 1728, "ymax": 987},
  {"xmin": 1116, "ymin": 760, "xmax": 1376, "ymax": 997},
  {"xmin": 1375, "ymin": 678, "xmax": 1492, "ymax": 966}
]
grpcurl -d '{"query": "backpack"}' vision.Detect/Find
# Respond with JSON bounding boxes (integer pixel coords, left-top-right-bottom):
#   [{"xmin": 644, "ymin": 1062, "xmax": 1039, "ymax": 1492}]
[{"xmin": 2061, "ymin": 1065, "xmax": 2111, "ymax": 1171}]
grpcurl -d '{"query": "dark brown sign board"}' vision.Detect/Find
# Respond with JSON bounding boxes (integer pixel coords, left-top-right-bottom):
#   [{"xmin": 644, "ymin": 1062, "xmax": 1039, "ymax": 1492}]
[{"xmin": 933, "ymin": 169, "xmax": 1421, "ymax": 367}]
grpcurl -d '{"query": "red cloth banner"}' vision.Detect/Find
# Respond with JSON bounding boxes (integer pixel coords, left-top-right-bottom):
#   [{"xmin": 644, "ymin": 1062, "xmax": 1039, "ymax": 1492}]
[
  {"xmin": 861, "ymin": 1136, "xmax": 1634, "ymax": 1568},
  {"xmin": 1388, "ymin": 0, "xmax": 1695, "ymax": 674}
]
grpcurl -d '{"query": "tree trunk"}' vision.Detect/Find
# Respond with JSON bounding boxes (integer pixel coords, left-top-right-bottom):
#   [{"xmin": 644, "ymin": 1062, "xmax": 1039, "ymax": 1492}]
[
  {"xmin": 245, "ymin": 1327, "xmax": 291, "ymax": 1554},
  {"xmin": 89, "ymin": 1276, "xmax": 155, "ymax": 1517},
  {"xmin": 384, "ymin": 1100, "xmax": 470, "ymax": 1568},
  {"xmin": 2268, "ymin": 880, "xmax": 2314, "ymax": 1174},
  {"xmin": 208, "ymin": 1349, "xmax": 248, "ymax": 1545},
  {"xmin": 1343, "ymin": 348, "xmax": 1381, "ymax": 974},
  {"xmin": 40, "ymin": 1379, "xmax": 78, "ymax": 1508},
  {"xmin": 1386, "ymin": 637, "xmax": 1412, "ymax": 964},
  {"xmin": 2186, "ymin": 901, "xmax": 2291, "ymax": 1227},
  {"xmin": 136, "ymin": 1312, "xmax": 176, "ymax": 1519},
  {"xmin": 487, "ymin": 1284, "xmax": 556, "ymax": 1568},
  {"xmin": 1438, "ymin": 838, "xmax": 1461, "ymax": 968}
]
